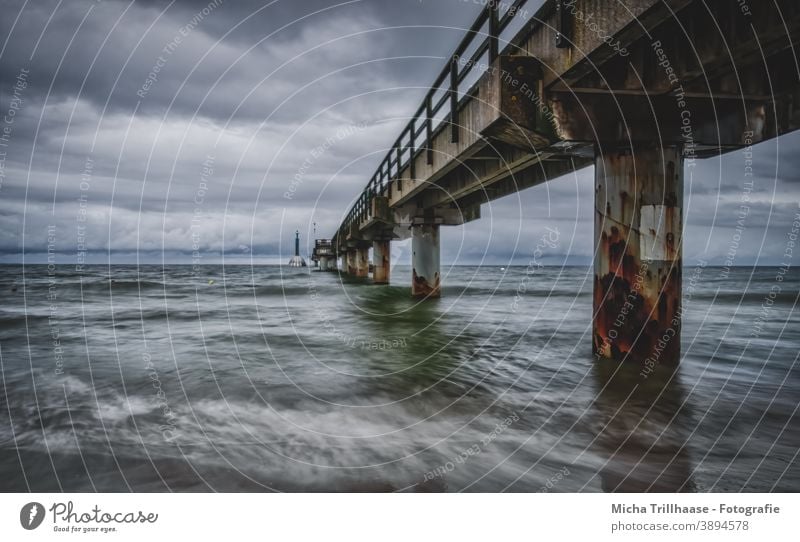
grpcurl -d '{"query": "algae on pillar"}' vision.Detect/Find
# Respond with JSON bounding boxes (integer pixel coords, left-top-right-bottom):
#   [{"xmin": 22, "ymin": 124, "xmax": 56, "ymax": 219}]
[
  {"xmin": 593, "ymin": 145, "xmax": 683, "ymax": 365},
  {"xmin": 411, "ymin": 224, "xmax": 440, "ymax": 298}
]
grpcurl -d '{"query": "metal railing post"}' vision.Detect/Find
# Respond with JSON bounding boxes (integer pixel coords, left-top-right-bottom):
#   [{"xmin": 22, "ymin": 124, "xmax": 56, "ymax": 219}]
[{"xmin": 450, "ymin": 56, "xmax": 459, "ymax": 143}]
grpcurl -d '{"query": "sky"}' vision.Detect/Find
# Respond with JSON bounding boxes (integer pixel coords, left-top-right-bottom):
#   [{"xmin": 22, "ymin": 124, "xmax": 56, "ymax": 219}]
[{"xmin": 0, "ymin": 0, "xmax": 798, "ymax": 266}]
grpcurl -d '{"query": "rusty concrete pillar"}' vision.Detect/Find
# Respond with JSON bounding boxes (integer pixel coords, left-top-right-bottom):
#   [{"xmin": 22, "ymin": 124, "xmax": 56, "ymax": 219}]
[
  {"xmin": 594, "ymin": 145, "xmax": 683, "ymax": 366},
  {"xmin": 372, "ymin": 240, "xmax": 390, "ymax": 284},
  {"xmin": 411, "ymin": 224, "xmax": 440, "ymax": 298},
  {"xmin": 328, "ymin": 256, "xmax": 337, "ymax": 271},
  {"xmin": 355, "ymin": 247, "xmax": 369, "ymax": 277},
  {"xmin": 346, "ymin": 249, "xmax": 357, "ymax": 275}
]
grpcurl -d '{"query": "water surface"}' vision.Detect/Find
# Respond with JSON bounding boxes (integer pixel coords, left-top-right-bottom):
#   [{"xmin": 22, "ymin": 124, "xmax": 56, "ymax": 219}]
[{"xmin": 0, "ymin": 264, "xmax": 798, "ymax": 492}]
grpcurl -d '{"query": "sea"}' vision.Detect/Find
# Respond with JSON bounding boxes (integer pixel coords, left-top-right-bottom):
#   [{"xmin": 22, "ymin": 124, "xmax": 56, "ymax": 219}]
[{"xmin": 0, "ymin": 264, "xmax": 798, "ymax": 492}]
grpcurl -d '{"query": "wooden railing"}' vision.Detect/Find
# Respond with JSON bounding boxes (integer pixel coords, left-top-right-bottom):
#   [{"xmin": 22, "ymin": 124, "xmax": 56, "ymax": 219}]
[{"xmin": 336, "ymin": 0, "xmax": 539, "ymax": 243}]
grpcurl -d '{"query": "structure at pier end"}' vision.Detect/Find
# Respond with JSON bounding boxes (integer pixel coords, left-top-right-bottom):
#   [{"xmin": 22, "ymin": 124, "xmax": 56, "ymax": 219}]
[
  {"xmin": 311, "ymin": 238, "xmax": 337, "ymax": 271},
  {"xmin": 318, "ymin": 0, "xmax": 799, "ymax": 364},
  {"xmin": 287, "ymin": 231, "xmax": 307, "ymax": 268}
]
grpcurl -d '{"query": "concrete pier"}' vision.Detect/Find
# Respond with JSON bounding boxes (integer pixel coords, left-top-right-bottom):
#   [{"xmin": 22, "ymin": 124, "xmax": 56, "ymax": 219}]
[
  {"xmin": 311, "ymin": 239, "xmax": 336, "ymax": 271},
  {"xmin": 355, "ymin": 247, "xmax": 369, "ymax": 277},
  {"xmin": 372, "ymin": 240, "xmax": 390, "ymax": 284},
  {"xmin": 593, "ymin": 146, "xmax": 683, "ymax": 365},
  {"xmin": 346, "ymin": 249, "xmax": 357, "ymax": 275},
  {"xmin": 411, "ymin": 224, "xmax": 440, "ymax": 298},
  {"xmin": 325, "ymin": 0, "xmax": 798, "ymax": 364}
]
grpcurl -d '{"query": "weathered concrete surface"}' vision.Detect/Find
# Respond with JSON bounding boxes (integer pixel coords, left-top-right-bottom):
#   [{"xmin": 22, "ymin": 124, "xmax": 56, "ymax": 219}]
[
  {"xmin": 328, "ymin": 0, "xmax": 799, "ymax": 363},
  {"xmin": 372, "ymin": 240, "xmax": 390, "ymax": 284},
  {"xmin": 594, "ymin": 146, "xmax": 683, "ymax": 365},
  {"xmin": 411, "ymin": 224, "xmax": 441, "ymax": 298},
  {"xmin": 355, "ymin": 247, "xmax": 369, "ymax": 278}
]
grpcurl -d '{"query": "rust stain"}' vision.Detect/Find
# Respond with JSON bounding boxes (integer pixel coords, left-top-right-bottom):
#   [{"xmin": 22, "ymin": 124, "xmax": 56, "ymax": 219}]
[
  {"xmin": 412, "ymin": 268, "xmax": 441, "ymax": 298},
  {"xmin": 619, "ymin": 190, "xmax": 628, "ymax": 222},
  {"xmin": 356, "ymin": 249, "xmax": 369, "ymax": 277},
  {"xmin": 347, "ymin": 250, "xmax": 358, "ymax": 276},
  {"xmin": 381, "ymin": 249, "xmax": 390, "ymax": 273},
  {"xmin": 595, "ymin": 183, "xmax": 681, "ymax": 363},
  {"xmin": 594, "ymin": 258, "xmax": 681, "ymax": 364},
  {"xmin": 373, "ymin": 241, "xmax": 390, "ymax": 283},
  {"xmin": 595, "ymin": 146, "xmax": 684, "ymax": 365}
]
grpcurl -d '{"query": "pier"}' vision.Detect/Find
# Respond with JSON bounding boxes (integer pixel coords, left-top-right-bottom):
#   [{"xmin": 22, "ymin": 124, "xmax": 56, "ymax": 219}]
[
  {"xmin": 319, "ymin": 0, "xmax": 800, "ymax": 364},
  {"xmin": 311, "ymin": 238, "xmax": 337, "ymax": 271}
]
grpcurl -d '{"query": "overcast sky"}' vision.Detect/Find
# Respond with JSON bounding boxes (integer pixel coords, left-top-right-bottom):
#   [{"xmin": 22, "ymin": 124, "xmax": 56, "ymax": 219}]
[{"xmin": 0, "ymin": 0, "xmax": 797, "ymax": 266}]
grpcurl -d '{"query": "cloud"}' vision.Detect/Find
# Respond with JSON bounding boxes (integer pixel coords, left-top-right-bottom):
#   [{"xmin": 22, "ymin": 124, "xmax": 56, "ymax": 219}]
[{"xmin": 0, "ymin": 0, "xmax": 798, "ymax": 265}]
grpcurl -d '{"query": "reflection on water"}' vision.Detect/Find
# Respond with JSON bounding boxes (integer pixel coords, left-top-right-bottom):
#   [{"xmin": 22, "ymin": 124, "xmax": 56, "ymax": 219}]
[{"xmin": 592, "ymin": 362, "xmax": 695, "ymax": 492}]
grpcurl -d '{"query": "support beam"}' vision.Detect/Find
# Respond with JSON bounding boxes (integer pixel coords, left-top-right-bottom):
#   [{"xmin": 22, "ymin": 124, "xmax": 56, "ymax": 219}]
[
  {"xmin": 346, "ymin": 249, "xmax": 357, "ymax": 275},
  {"xmin": 328, "ymin": 257, "xmax": 338, "ymax": 271},
  {"xmin": 319, "ymin": 256, "xmax": 328, "ymax": 270},
  {"xmin": 373, "ymin": 240, "xmax": 390, "ymax": 284},
  {"xmin": 593, "ymin": 145, "xmax": 683, "ymax": 366},
  {"xmin": 355, "ymin": 247, "xmax": 369, "ymax": 277},
  {"xmin": 411, "ymin": 224, "xmax": 441, "ymax": 298}
]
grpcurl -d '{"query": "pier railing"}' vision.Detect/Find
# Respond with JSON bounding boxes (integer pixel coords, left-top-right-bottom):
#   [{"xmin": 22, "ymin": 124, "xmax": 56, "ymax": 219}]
[{"xmin": 335, "ymin": 0, "xmax": 546, "ymax": 245}]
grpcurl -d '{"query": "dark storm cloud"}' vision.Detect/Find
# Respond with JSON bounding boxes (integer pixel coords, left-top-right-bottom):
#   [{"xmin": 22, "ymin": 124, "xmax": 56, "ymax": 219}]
[
  {"xmin": 0, "ymin": 0, "xmax": 475, "ymax": 121},
  {"xmin": 0, "ymin": 0, "xmax": 490, "ymax": 261},
  {"xmin": 0, "ymin": 0, "xmax": 798, "ymax": 264}
]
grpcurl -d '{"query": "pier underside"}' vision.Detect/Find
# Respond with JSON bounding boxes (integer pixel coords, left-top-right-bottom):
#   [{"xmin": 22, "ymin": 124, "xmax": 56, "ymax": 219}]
[{"xmin": 327, "ymin": 0, "xmax": 800, "ymax": 365}]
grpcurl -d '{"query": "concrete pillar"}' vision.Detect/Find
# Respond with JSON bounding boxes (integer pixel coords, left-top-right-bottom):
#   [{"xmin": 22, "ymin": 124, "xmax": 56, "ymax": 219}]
[
  {"xmin": 328, "ymin": 257, "xmax": 337, "ymax": 271},
  {"xmin": 355, "ymin": 247, "xmax": 369, "ymax": 277},
  {"xmin": 372, "ymin": 240, "xmax": 390, "ymax": 284},
  {"xmin": 411, "ymin": 224, "xmax": 440, "ymax": 298},
  {"xmin": 346, "ymin": 249, "xmax": 357, "ymax": 275},
  {"xmin": 594, "ymin": 145, "xmax": 683, "ymax": 365},
  {"xmin": 319, "ymin": 256, "xmax": 328, "ymax": 270}
]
